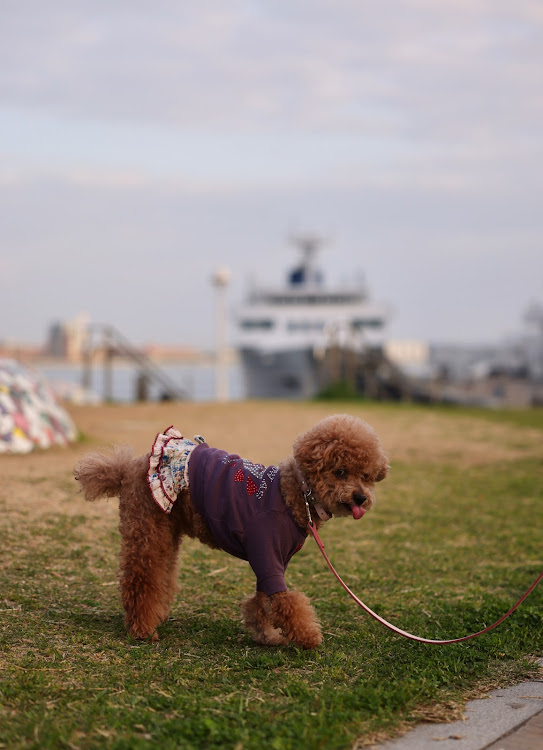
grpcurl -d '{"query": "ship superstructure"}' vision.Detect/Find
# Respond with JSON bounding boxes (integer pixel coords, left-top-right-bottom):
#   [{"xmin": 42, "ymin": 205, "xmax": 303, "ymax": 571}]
[{"xmin": 235, "ymin": 237, "xmax": 389, "ymax": 398}]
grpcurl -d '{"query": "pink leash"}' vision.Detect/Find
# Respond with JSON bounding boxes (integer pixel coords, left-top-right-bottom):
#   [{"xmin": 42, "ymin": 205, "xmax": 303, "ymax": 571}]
[{"xmin": 308, "ymin": 522, "xmax": 543, "ymax": 645}]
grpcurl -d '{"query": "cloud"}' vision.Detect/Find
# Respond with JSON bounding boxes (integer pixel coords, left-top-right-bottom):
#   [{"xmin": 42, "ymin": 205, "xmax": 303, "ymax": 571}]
[
  {"xmin": 1, "ymin": 0, "xmax": 542, "ymax": 141},
  {"xmin": 1, "ymin": 163, "xmax": 541, "ymax": 348},
  {"xmin": 1, "ymin": 1, "xmax": 542, "ymax": 348}
]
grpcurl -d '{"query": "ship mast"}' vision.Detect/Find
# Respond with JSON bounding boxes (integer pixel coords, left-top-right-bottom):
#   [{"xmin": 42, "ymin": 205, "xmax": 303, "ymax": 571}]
[{"xmin": 290, "ymin": 234, "xmax": 325, "ymax": 286}]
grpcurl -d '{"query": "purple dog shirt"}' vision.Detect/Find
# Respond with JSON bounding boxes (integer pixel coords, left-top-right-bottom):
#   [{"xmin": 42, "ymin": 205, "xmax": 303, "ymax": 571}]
[{"xmin": 188, "ymin": 444, "xmax": 306, "ymax": 595}]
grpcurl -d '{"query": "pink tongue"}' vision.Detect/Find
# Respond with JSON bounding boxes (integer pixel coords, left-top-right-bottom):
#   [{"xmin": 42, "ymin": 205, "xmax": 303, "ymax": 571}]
[{"xmin": 352, "ymin": 505, "xmax": 366, "ymax": 520}]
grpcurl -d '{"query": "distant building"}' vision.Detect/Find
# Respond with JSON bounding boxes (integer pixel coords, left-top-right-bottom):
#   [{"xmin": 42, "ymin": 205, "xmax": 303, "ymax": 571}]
[
  {"xmin": 385, "ymin": 340, "xmax": 430, "ymax": 377},
  {"xmin": 45, "ymin": 313, "xmax": 90, "ymax": 362},
  {"xmin": 428, "ymin": 336, "xmax": 543, "ymax": 384},
  {"xmin": 383, "ymin": 321, "xmax": 543, "ymax": 406},
  {"xmin": 47, "ymin": 323, "xmax": 67, "ymax": 358}
]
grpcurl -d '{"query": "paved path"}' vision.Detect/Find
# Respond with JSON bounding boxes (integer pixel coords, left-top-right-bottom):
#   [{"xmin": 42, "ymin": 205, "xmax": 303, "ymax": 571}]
[{"xmin": 375, "ymin": 659, "xmax": 543, "ymax": 750}]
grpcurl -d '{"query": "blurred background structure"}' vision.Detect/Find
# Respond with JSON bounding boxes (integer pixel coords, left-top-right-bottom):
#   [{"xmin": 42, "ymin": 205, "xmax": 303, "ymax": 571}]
[{"xmin": 1, "ymin": 1, "xmax": 542, "ymax": 404}]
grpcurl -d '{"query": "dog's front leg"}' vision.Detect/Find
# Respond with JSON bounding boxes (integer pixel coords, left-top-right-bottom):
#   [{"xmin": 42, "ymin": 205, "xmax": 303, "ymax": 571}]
[
  {"xmin": 267, "ymin": 590, "xmax": 322, "ymax": 649},
  {"xmin": 241, "ymin": 591, "xmax": 290, "ymax": 646},
  {"xmin": 241, "ymin": 590, "xmax": 322, "ymax": 649}
]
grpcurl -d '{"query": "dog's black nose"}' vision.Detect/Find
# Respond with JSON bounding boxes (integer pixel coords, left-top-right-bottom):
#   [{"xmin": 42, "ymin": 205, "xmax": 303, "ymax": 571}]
[{"xmin": 352, "ymin": 493, "xmax": 366, "ymax": 506}]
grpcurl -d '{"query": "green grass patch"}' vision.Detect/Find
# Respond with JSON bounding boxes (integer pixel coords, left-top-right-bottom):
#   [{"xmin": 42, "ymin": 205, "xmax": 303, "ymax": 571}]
[
  {"xmin": 316, "ymin": 398, "xmax": 543, "ymax": 432},
  {"xmin": 456, "ymin": 405, "xmax": 543, "ymax": 431},
  {"xmin": 1, "ymin": 411, "xmax": 542, "ymax": 749}
]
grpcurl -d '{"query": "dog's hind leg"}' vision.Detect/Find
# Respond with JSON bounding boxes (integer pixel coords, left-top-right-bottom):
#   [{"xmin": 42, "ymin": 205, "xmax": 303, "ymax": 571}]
[
  {"xmin": 117, "ymin": 466, "xmax": 181, "ymax": 641},
  {"xmin": 241, "ymin": 590, "xmax": 322, "ymax": 649}
]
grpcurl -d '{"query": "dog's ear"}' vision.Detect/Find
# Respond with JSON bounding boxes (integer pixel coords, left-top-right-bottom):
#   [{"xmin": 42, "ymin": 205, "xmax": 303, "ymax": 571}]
[{"xmin": 375, "ymin": 461, "xmax": 389, "ymax": 482}]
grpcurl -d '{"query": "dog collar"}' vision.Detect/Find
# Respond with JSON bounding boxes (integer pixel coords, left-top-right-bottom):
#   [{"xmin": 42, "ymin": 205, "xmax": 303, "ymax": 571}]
[
  {"xmin": 292, "ymin": 462, "xmax": 332, "ymax": 525},
  {"xmin": 313, "ymin": 503, "xmax": 333, "ymax": 522}
]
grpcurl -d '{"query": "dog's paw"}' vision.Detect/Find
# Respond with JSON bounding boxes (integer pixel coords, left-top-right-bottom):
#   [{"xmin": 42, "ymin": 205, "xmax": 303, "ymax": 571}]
[
  {"xmin": 295, "ymin": 629, "xmax": 323, "ymax": 649},
  {"xmin": 127, "ymin": 621, "xmax": 160, "ymax": 642},
  {"xmin": 251, "ymin": 623, "xmax": 290, "ymax": 647}
]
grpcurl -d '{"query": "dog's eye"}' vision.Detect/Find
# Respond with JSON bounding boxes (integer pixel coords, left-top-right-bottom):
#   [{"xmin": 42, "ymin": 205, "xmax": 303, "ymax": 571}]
[{"xmin": 333, "ymin": 469, "xmax": 347, "ymax": 479}]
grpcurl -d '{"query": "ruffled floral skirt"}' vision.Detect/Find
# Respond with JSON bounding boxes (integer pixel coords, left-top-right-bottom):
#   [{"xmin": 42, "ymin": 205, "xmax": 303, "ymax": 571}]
[{"xmin": 147, "ymin": 426, "xmax": 205, "ymax": 513}]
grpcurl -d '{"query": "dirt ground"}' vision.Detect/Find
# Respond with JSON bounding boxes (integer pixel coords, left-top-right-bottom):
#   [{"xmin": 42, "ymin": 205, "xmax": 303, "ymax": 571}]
[{"xmin": 1, "ymin": 401, "xmax": 542, "ymax": 522}]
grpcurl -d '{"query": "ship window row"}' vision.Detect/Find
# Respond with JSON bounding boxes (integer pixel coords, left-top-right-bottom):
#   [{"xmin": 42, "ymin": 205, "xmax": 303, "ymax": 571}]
[
  {"xmin": 241, "ymin": 318, "xmax": 383, "ymax": 332},
  {"xmin": 288, "ymin": 320, "xmax": 383, "ymax": 331},
  {"xmin": 352, "ymin": 319, "xmax": 384, "ymax": 329},
  {"xmin": 257, "ymin": 294, "xmax": 364, "ymax": 305},
  {"xmin": 240, "ymin": 319, "xmax": 275, "ymax": 330},
  {"xmin": 287, "ymin": 321, "xmax": 325, "ymax": 332}
]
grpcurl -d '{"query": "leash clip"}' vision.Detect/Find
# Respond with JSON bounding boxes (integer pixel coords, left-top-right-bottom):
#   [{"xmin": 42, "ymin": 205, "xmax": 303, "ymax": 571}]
[{"xmin": 304, "ymin": 492, "xmax": 315, "ymax": 527}]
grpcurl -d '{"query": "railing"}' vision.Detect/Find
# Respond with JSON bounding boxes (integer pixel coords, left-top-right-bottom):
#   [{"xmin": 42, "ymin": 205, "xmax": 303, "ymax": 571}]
[{"xmin": 82, "ymin": 324, "xmax": 188, "ymax": 402}]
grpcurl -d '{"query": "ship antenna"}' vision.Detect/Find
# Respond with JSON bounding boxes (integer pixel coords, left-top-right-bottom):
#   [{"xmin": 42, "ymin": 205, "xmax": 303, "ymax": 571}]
[{"xmin": 290, "ymin": 233, "xmax": 326, "ymax": 283}]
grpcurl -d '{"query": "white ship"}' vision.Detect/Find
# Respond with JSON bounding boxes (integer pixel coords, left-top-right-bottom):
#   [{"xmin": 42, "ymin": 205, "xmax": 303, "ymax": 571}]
[{"xmin": 235, "ymin": 237, "xmax": 389, "ymax": 398}]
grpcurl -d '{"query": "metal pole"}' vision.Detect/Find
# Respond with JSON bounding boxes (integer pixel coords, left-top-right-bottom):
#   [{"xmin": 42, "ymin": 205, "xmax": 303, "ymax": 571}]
[
  {"xmin": 103, "ymin": 327, "xmax": 114, "ymax": 402},
  {"xmin": 81, "ymin": 325, "xmax": 92, "ymax": 392},
  {"xmin": 212, "ymin": 268, "xmax": 231, "ymax": 402}
]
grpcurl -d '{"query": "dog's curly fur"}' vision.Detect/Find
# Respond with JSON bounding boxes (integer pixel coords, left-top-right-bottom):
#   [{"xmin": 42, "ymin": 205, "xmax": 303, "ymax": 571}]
[{"xmin": 74, "ymin": 413, "xmax": 388, "ymax": 648}]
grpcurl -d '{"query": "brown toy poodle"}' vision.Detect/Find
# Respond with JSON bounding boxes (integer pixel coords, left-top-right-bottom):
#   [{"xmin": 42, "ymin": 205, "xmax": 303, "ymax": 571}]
[{"xmin": 74, "ymin": 413, "xmax": 388, "ymax": 648}]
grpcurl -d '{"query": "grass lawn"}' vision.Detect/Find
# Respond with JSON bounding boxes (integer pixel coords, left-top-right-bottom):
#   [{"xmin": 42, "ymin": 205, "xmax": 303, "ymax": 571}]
[{"xmin": 1, "ymin": 401, "xmax": 542, "ymax": 749}]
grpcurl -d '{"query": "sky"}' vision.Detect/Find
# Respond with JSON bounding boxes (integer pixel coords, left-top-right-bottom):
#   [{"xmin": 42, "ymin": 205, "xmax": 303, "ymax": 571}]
[{"xmin": 1, "ymin": 0, "xmax": 542, "ymax": 351}]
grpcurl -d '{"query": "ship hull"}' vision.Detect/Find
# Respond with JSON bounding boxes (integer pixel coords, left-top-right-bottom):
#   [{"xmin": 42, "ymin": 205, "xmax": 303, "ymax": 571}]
[{"xmin": 240, "ymin": 347, "xmax": 321, "ymax": 399}]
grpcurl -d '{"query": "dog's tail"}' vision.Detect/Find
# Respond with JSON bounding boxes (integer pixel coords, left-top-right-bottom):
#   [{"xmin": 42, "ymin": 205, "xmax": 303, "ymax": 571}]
[{"xmin": 74, "ymin": 445, "xmax": 136, "ymax": 501}]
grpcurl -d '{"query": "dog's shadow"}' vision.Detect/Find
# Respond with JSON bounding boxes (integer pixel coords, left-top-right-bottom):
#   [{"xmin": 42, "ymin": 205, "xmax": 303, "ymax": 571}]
[{"xmin": 67, "ymin": 607, "xmax": 247, "ymax": 649}]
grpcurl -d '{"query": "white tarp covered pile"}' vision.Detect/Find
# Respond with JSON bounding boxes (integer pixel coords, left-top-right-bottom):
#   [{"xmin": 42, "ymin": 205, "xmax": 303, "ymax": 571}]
[{"xmin": 0, "ymin": 359, "xmax": 77, "ymax": 454}]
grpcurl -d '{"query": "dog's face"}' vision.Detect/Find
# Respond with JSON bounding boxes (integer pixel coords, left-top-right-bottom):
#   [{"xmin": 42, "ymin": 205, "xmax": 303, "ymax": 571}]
[{"xmin": 293, "ymin": 414, "xmax": 389, "ymax": 520}]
